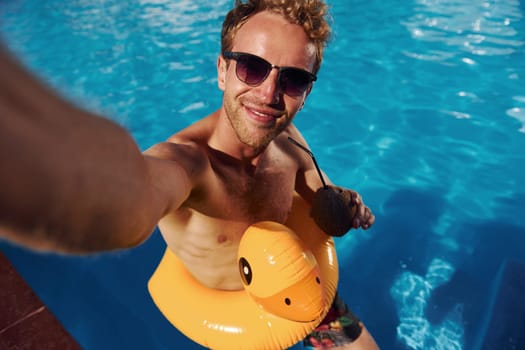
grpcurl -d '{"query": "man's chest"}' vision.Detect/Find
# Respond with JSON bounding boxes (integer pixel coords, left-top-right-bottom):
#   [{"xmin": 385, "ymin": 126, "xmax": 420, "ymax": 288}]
[{"xmin": 191, "ymin": 164, "xmax": 297, "ymax": 224}]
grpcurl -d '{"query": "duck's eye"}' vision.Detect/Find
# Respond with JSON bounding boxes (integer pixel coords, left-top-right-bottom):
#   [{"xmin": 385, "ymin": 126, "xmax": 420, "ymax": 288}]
[{"xmin": 238, "ymin": 257, "xmax": 252, "ymax": 285}]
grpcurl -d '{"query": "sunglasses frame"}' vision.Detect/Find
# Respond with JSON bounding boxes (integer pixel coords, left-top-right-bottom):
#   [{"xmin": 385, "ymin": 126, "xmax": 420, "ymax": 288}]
[{"xmin": 223, "ymin": 51, "xmax": 317, "ymax": 97}]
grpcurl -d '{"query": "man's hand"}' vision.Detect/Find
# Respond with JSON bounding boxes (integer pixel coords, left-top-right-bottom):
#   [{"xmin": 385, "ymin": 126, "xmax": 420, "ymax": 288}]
[{"xmin": 310, "ymin": 185, "xmax": 375, "ymax": 237}]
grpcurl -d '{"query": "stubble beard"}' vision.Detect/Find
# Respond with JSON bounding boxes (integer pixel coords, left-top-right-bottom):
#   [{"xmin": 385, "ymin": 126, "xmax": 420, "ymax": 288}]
[{"xmin": 224, "ymin": 96, "xmax": 289, "ymax": 153}]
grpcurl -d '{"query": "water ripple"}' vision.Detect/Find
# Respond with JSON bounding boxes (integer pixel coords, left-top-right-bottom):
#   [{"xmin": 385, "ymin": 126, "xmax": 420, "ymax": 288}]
[{"xmin": 402, "ymin": 0, "xmax": 524, "ymax": 60}]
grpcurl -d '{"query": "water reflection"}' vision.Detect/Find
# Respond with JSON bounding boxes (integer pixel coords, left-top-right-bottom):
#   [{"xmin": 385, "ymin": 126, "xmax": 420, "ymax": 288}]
[
  {"xmin": 507, "ymin": 103, "xmax": 525, "ymax": 133},
  {"xmin": 390, "ymin": 258, "xmax": 464, "ymax": 350},
  {"xmin": 402, "ymin": 0, "xmax": 524, "ymax": 60}
]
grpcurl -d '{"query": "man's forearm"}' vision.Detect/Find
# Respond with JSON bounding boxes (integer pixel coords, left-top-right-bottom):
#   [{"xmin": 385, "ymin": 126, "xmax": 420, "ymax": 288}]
[{"xmin": 0, "ymin": 46, "xmax": 161, "ymax": 253}]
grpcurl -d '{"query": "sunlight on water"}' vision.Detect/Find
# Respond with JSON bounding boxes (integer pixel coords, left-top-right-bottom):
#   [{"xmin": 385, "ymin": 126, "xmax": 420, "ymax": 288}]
[
  {"xmin": 1, "ymin": 0, "xmax": 524, "ymax": 349},
  {"xmin": 390, "ymin": 259, "xmax": 464, "ymax": 349},
  {"xmin": 402, "ymin": 0, "xmax": 523, "ymax": 58},
  {"xmin": 507, "ymin": 105, "xmax": 525, "ymax": 133}
]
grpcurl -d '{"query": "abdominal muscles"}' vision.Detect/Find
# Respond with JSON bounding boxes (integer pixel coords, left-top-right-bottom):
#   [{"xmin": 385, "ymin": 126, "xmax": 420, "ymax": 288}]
[{"xmin": 158, "ymin": 210, "xmax": 250, "ymax": 291}]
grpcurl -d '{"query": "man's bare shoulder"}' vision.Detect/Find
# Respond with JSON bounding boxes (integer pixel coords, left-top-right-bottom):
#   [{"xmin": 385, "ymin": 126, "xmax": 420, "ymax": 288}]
[
  {"xmin": 143, "ymin": 114, "xmax": 216, "ymax": 195},
  {"xmin": 144, "ymin": 113, "xmax": 217, "ymax": 166},
  {"xmin": 276, "ymin": 124, "xmax": 308, "ymax": 148},
  {"xmin": 144, "ymin": 138, "xmax": 209, "ymax": 181},
  {"xmin": 170, "ymin": 112, "xmax": 218, "ymax": 144},
  {"xmin": 275, "ymin": 124, "xmax": 312, "ymax": 168}
]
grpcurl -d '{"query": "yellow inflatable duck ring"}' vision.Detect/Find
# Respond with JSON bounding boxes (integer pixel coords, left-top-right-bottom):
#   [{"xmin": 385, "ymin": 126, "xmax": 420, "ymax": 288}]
[{"xmin": 148, "ymin": 194, "xmax": 339, "ymax": 350}]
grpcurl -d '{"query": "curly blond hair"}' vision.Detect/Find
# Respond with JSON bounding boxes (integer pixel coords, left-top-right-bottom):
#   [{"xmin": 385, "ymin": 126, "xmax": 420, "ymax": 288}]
[{"xmin": 221, "ymin": 0, "xmax": 332, "ymax": 74}]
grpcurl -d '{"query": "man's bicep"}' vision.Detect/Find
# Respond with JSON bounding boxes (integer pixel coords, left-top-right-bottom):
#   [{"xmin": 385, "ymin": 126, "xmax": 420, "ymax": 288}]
[
  {"xmin": 286, "ymin": 127, "xmax": 332, "ymax": 202},
  {"xmin": 295, "ymin": 167, "xmax": 332, "ymax": 204}
]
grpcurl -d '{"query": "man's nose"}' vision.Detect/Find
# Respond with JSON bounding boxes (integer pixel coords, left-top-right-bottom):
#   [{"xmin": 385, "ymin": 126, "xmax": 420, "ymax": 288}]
[{"xmin": 256, "ymin": 68, "xmax": 281, "ymax": 104}]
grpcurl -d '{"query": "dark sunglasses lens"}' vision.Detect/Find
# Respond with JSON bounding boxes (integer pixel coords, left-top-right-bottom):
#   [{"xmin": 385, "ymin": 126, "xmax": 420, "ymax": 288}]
[
  {"xmin": 236, "ymin": 55, "xmax": 270, "ymax": 85},
  {"xmin": 280, "ymin": 69, "xmax": 312, "ymax": 96}
]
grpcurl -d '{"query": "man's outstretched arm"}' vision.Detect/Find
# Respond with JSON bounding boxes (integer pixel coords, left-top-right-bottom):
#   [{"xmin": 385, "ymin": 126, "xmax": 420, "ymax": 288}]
[{"xmin": 0, "ymin": 46, "xmax": 189, "ymax": 253}]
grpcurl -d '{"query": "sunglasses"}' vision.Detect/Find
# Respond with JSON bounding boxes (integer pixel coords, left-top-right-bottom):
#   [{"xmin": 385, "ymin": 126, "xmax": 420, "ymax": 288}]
[{"xmin": 223, "ymin": 51, "xmax": 317, "ymax": 97}]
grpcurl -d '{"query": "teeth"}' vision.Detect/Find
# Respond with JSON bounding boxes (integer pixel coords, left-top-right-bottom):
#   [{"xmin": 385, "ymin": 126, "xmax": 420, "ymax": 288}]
[{"xmin": 253, "ymin": 110, "xmax": 272, "ymax": 118}]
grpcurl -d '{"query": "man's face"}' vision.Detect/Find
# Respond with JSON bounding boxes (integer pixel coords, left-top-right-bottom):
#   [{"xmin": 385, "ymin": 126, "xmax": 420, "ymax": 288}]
[{"xmin": 218, "ymin": 11, "xmax": 317, "ymax": 151}]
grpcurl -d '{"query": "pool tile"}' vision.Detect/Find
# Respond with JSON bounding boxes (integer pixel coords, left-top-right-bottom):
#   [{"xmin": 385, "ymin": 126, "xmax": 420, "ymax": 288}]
[
  {"xmin": 0, "ymin": 252, "xmax": 81, "ymax": 349},
  {"xmin": 0, "ymin": 252, "xmax": 43, "ymax": 331},
  {"xmin": 0, "ymin": 306, "xmax": 81, "ymax": 350}
]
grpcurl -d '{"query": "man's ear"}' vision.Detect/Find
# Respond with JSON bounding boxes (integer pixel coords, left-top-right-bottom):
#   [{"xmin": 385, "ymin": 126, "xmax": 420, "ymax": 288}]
[{"xmin": 217, "ymin": 55, "xmax": 227, "ymax": 91}]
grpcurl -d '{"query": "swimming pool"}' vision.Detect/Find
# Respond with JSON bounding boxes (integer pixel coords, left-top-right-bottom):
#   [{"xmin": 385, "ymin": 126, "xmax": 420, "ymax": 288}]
[{"xmin": 1, "ymin": 0, "xmax": 524, "ymax": 349}]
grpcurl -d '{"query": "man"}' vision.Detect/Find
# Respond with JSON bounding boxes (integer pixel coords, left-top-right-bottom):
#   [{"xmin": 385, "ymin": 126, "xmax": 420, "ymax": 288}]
[{"xmin": 0, "ymin": 0, "xmax": 378, "ymax": 348}]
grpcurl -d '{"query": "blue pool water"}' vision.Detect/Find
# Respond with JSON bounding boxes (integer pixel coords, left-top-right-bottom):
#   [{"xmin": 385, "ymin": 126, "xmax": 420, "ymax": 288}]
[{"xmin": 1, "ymin": 0, "xmax": 525, "ymax": 349}]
